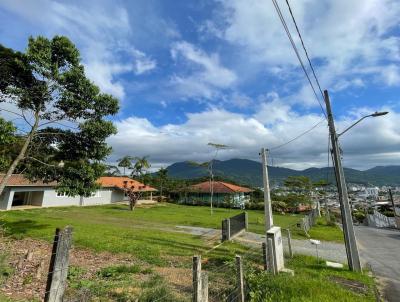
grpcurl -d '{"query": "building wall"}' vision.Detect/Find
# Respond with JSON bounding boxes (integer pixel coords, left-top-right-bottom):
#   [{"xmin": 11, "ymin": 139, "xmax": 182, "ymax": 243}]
[{"xmin": 0, "ymin": 186, "xmax": 126, "ymax": 210}]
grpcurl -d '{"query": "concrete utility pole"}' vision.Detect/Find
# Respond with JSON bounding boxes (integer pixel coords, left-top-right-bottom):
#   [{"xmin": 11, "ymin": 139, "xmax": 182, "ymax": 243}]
[
  {"xmin": 389, "ymin": 189, "xmax": 397, "ymax": 216},
  {"xmin": 324, "ymin": 90, "xmax": 361, "ymax": 272},
  {"xmin": 261, "ymin": 148, "xmax": 273, "ymax": 230}
]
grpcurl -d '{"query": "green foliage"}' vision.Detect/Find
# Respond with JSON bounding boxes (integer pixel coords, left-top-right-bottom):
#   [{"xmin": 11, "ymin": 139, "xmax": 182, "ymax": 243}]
[
  {"xmin": 0, "ymin": 118, "xmax": 16, "ymax": 171},
  {"xmin": 0, "ymin": 253, "xmax": 13, "ymax": 284},
  {"xmin": 98, "ymin": 265, "xmax": 142, "ymax": 278},
  {"xmin": 247, "ymin": 255, "xmax": 375, "ymax": 302},
  {"xmin": 0, "ymin": 35, "xmax": 119, "ymax": 196},
  {"xmin": 117, "ymin": 156, "xmax": 135, "ymax": 175}
]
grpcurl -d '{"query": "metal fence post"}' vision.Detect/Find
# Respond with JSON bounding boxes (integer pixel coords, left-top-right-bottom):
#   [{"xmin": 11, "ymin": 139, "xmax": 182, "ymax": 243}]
[
  {"xmin": 44, "ymin": 226, "xmax": 73, "ymax": 302},
  {"xmin": 193, "ymin": 255, "xmax": 202, "ymax": 302},
  {"xmin": 286, "ymin": 229, "xmax": 293, "ymax": 258},
  {"xmin": 267, "ymin": 238, "xmax": 276, "ymax": 275},
  {"xmin": 235, "ymin": 255, "xmax": 245, "ymax": 302},
  {"xmin": 262, "ymin": 242, "xmax": 268, "ymax": 271}
]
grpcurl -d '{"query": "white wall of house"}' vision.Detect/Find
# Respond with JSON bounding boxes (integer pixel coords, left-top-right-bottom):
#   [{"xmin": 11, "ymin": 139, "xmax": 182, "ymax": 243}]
[{"xmin": 0, "ymin": 186, "xmax": 125, "ymax": 210}]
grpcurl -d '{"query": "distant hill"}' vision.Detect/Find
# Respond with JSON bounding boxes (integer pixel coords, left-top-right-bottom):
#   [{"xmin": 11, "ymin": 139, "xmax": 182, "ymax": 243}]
[{"xmin": 165, "ymin": 159, "xmax": 400, "ymax": 187}]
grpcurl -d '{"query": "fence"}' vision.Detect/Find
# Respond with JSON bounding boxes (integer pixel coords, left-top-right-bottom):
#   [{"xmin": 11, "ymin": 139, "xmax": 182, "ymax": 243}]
[
  {"xmin": 367, "ymin": 210, "xmax": 398, "ymax": 229},
  {"xmin": 222, "ymin": 212, "xmax": 248, "ymax": 241},
  {"xmin": 299, "ymin": 208, "xmax": 319, "ymax": 236}
]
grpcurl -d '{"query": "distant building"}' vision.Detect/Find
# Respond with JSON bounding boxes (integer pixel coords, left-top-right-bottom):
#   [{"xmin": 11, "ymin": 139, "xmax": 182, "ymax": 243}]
[
  {"xmin": 361, "ymin": 187, "xmax": 379, "ymax": 198},
  {"xmin": 182, "ymin": 181, "xmax": 253, "ymax": 209},
  {"xmin": 0, "ymin": 175, "xmax": 156, "ymax": 210}
]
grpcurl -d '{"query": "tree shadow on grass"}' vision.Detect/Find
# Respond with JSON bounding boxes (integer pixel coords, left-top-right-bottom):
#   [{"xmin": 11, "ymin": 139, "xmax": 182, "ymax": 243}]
[{"xmin": 2, "ymin": 219, "xmax": 50, "ymax": 237}]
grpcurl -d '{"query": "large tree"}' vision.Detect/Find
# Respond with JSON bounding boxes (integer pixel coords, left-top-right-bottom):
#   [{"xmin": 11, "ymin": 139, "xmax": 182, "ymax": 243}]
[{"xmin": 0, "ymin": 36, "xmax": 119, "ymax": 197}]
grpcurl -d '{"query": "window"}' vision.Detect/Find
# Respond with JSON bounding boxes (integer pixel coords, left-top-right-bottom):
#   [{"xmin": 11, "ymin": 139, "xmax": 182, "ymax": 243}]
[{"xmin": 56, "ymin": 192, "xmax": 67, "ymax": 197}]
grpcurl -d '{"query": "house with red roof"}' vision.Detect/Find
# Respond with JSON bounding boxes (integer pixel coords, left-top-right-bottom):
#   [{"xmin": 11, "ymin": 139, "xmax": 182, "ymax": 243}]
[
  {"xmin": 184, "ymin": 181, "xmax": 253, "ymax": 209},
  {"xmin": 0, "ymin": 175, "xmax": 156, "ymax": 210}
]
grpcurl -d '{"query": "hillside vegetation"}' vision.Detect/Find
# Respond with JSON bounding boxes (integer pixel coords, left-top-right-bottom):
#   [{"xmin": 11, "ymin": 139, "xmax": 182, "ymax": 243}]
[{"xmin": 166, "ymin": 159, "xmax": 400, "ymax": 186}]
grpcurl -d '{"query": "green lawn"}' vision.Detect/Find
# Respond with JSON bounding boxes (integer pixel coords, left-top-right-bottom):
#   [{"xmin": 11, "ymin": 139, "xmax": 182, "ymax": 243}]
[
  {"xmin": 0, "ymin": 203, "xmax": 342, "ymax": 265},
  {"xmin": 0, "ymin": 204, "xmax": 373, "ymax": 301},
  {"xmin": 247, "ymin": 255, "xmax": 376, "ymax": 302}
]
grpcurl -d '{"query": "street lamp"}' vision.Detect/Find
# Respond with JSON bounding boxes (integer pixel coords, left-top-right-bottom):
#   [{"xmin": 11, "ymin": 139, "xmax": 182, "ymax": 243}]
[
  {"xmin": 338, "ymin": 111, "xmax": 388, "ymax": 137},
  {"xmin": 324, "ymin": 90, "xmax": 389, "ymax": 272}
]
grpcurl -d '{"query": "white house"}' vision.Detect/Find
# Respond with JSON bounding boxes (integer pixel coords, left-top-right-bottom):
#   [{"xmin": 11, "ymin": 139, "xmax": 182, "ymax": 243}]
[{"xmin": 0, "ymin": 175, "xmax": 157, "ymax": 211}]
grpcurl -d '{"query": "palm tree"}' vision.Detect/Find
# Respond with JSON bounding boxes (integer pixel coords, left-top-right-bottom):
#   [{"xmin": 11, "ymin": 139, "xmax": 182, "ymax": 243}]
[
  {"xmin": 157, "ymin": 167, "xmax": 168, "ymax": 199},
  {"xmin": 132, "ymin": 156, "xmax": 151, "ymax": 182},
  {"xmin": 117, "ymin": 156, "xmax": 134, "ymax": 176},
  {"xmin": 105, "ymin": 165, "xmax": 120, "ymax": 176}
]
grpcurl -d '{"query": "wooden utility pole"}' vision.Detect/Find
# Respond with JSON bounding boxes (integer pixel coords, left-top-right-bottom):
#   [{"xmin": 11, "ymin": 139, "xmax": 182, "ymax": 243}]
[{"xmin": 324, "ymin": 90, "xmax": 361, "ymax": 272}]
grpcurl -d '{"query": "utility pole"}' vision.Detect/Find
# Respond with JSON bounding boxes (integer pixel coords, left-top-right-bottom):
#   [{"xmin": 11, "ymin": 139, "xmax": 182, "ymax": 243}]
[
  {"xmin": 324, "ymin": 90, "xmax": 361, "ymax": 272},
  {"xmin": 261, "ymin": 148, "xmax": 273, "ymax": 230},
  {"xmin": 389, "ymin": 189, "xmax": 397, "ymax": 217}
]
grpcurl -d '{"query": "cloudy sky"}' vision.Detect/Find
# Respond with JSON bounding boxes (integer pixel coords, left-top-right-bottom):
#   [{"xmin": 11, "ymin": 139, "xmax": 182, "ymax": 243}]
[{"xmin": 0, "ymin": 0, "xmax": 399, "ymax": 170}]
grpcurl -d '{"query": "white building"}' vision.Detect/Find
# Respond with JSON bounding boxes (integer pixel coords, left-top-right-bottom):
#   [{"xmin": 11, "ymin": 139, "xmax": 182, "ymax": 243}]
[
  {"xmin": 359, "ymin": 187, "xmax": 379, "ymax": 199},
  {"xmin": 0, "ymin": 175, "xmax": 157, "ymax": 211}
]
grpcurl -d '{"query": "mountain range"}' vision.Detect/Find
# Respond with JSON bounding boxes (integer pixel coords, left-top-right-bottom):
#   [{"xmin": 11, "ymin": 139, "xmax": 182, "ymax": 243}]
[{"xmin": 165, "ymin": 159, "xmax": 400, "ymax": 187}]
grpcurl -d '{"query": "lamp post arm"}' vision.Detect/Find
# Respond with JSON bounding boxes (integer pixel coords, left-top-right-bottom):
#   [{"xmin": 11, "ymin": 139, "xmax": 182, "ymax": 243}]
[{"xmin": 337, "ymin": 115, "xmax": 370, "ymax": 137}]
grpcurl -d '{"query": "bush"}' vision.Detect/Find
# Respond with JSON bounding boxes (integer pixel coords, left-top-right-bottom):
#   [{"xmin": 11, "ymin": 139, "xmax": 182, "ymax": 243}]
[
  {"xmin": 381, "ymin": 211, "xmax": 395, "ymax": 217},
  {"xmin": 98, "ymin": 264, "xmax": 141, "ymax": 278},
  {"xmin": 353, "ymin": 211, "xmax": 366, "ymax": 223}
]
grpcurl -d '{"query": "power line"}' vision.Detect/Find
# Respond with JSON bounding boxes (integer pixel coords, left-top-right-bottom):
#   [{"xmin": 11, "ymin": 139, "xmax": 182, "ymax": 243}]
[
  {"xmin": 269, "ymin": 118, "xmax": 325, "ymax": 151},
  {"xmin": 285, "ymin": 0, "xmax": 324, "ymax": 99},
  {"xmin": 271, "ymin": 0, "xmax": 327, "ymax": 119}
]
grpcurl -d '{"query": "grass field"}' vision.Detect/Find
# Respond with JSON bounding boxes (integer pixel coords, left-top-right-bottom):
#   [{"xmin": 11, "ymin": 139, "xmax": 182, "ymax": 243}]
[
  {"xmin": 247, "ymin": 255, "xmax": 376, "ymax": 302},
  {"xmin": 0, "ymin": 203, "xmax": 303, "ymax": 263},
  {"xmin": 0, "ymin": 203, "xmax": 372, "ymax": 301},
  {"xmin": 0, "ymin": 203, "xmax": 344, "ymax": 263}
]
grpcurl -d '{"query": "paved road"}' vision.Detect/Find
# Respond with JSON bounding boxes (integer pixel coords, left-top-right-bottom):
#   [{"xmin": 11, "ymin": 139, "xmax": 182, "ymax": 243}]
[{"xmin": 355, "ymin": 226, "xmax": 400, "ymax": 301}]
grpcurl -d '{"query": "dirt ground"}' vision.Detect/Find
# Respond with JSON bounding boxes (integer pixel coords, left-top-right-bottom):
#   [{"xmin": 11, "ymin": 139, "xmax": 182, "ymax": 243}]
[{"xmin": 0, "ymin": 236, "xmax": 190, "ymax": 301}]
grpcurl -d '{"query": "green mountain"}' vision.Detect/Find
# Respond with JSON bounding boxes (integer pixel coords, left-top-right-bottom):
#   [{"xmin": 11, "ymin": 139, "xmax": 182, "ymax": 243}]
[{"xmin": 166, "ymin": 159, "xmax": 400, "ymax": 187}]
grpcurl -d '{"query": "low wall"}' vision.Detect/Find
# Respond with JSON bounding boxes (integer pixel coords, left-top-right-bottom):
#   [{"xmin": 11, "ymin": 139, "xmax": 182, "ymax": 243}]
[{"xmin": 222, "ymin": 212, "xmax": 248, "ymax": 241}]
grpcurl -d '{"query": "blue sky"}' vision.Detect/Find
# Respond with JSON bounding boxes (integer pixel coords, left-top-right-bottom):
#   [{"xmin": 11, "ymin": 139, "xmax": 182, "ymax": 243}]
[{"xmin": 0, "ymin": 0, "xmax": 399, "ymax": 170}]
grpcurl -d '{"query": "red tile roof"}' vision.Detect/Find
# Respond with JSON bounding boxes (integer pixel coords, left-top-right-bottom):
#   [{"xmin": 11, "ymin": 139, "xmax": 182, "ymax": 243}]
[
  {"xmin": 0, "ymin": 174, "xmax": 56, "ymax": 186},
  {"xmin": 97, "ymin": 177, "xmax": 157, "ymax": 192},
  {"xmin": 0, "ymin": 174, "xmax": 157, "ymax": 192},
  {"xmin": 189, "ymin": 181, "xmax": 253, "ymax": 194}
]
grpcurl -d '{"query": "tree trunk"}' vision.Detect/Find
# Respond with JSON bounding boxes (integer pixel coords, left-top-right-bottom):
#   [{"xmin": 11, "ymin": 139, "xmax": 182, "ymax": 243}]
[{"xmin": 0, "ymin": 111, "xmax": 40, "ymax": 196}]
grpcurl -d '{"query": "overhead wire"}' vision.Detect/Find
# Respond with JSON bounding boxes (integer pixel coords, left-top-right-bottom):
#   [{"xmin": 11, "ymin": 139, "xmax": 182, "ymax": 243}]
[
  {"xmin": 271, "ymin": 0, "xmax": 327, "ymax": 119},
  {"xmin": 284, "ymin": 0, "xmax": 324, "ymax": 99},
  {"xmin": 269, "ymin": 118, "xmax": 326, "ymax": 151}
]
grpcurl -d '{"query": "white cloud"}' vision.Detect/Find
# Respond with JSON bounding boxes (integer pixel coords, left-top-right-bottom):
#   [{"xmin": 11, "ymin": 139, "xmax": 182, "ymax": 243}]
[
  {"xmin": 169, "ymin": 41, "xmax": 237, "ymax": 99},
  {"xmin": 108, "ymin": 100, "xmax": 400, "ymax": 170},
  {"xmin": 0, "ymin": 0, "xmax": 157, "ymax": 99},
  {"xmin": 132, "ymin": 49, "xmax": 157, "ymax": 75},
  {"xmin": 205, "ymin": 0, "xmax": 400, "ymax": 106}
]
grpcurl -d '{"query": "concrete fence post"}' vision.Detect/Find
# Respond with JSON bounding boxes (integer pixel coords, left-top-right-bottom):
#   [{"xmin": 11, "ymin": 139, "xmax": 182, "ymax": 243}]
[
  {"xmin": 236, "ymin": 255, "xmax": 245, "ymax": 302},
  {"xmin": 267, "ymin": 238, "xmax": 276, "ymax": 275},
  {"xmin": 244, "ymin": 212, "xmax": 248, "ymax": 231},
  {"xmin": 193, "ymin": 255, "xmax": 202, "ymax": 302},
  {"xmin": 200, "ymin": 272, "xmax": 208, "ymax": 302},
  {"xmin": 44, "ymin": 226, "xmax": 73, "ymax": 302},
  {"xmin": 286, "ymin": 229, "xmax": 293, "ymax": 258}
]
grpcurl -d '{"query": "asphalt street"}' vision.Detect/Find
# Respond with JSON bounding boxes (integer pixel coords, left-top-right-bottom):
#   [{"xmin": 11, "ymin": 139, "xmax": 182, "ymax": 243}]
[{"xmin": 355, "ymin": 226, "xmax": 400, "ymax": 302}]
